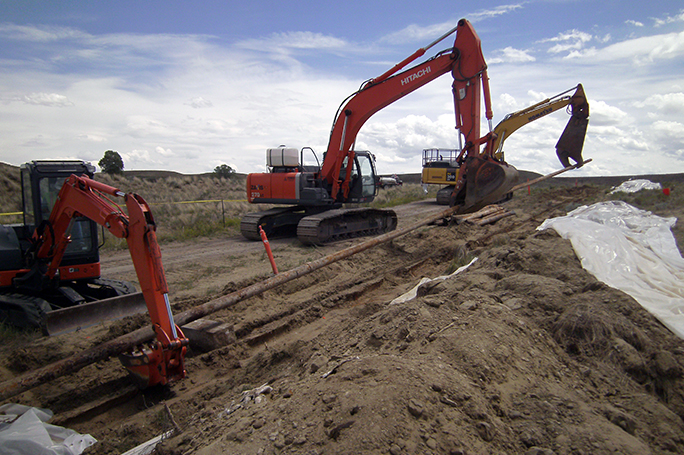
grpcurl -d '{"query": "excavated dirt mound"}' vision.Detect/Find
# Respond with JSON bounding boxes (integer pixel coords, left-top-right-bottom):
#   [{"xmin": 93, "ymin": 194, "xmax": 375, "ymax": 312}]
[{"xmin": 3, "ymin": 185, "xmax": 684, "ymax": 455}]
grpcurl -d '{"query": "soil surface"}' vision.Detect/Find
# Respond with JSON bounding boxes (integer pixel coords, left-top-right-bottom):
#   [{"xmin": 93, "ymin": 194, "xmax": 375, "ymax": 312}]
[{"xmin": 3, "ymin": 185, "xmax": 684, "ymax": 455}]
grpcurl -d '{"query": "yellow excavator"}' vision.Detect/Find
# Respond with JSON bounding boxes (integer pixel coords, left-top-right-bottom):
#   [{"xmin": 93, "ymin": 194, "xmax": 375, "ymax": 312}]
[{"xmin": 422, "ymin": 84, "xmax": 589, "ymax": 205}]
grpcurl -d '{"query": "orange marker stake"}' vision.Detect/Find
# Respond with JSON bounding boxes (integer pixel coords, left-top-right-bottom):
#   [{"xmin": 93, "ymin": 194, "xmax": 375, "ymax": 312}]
[{"xmin": 259, "ymin": 226, "xmax": 278, "ymax": 274}]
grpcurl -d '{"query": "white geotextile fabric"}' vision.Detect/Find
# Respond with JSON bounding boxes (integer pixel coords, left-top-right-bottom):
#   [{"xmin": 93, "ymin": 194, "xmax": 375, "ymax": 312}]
[
  {"xmin": 610, "ymin": 179, "xmax": 662, "ymax": 194},
  {"xmin": 538, "ymin": 201, "xmax": 684, "ymax": 339},
  {"xmin": 0, "ymin": 403, "xmax": 96, "ymax": 455}
]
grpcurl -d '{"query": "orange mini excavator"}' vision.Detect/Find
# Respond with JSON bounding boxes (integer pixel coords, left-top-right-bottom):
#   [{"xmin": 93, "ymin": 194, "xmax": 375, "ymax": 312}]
[{"xmin": 0, "ymin": 167, "xmax": 187, "ymax": 387}]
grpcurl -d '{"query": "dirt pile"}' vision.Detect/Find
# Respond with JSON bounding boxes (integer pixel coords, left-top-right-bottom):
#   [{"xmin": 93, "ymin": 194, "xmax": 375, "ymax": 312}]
[
  {"xmin": 154, "ymin": 225, "xmax": 684, "ymax": 455},
  {"xmin": 2, "ymin": 185, "xmax": 684, "ymax": 455}
]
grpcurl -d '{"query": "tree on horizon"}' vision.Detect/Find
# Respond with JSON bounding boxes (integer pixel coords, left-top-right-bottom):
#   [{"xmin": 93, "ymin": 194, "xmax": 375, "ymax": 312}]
[{"xmin": 99, "ymin": 150, "xmax": 124, "ymax": 174}]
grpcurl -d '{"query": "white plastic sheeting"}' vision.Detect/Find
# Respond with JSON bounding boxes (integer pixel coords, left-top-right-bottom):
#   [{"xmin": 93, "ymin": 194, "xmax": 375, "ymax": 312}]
[
  {"xmin": 538, "ymin": 201, "xmax": 684, "ymax": 339},
  {"xmin": 0, "ymin": 403, "xmax": 96, "ymax": 455},
  {"xmin": 390, "ymin": 258, "xmax": 478, "ymax": 305},
  {"xmin": 610, "ymin": 179, "xmax": 662, "ymax": 194}
]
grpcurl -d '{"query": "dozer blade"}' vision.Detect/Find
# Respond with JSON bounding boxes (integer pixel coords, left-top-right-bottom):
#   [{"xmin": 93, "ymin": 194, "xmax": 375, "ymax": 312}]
[
  {"xmin": 461, "ymin": 156, "xmax": 519, "ymax": 213},
  {"xmin": 45, "ymin": 292, "xmax": 147, "ymax": 336}
]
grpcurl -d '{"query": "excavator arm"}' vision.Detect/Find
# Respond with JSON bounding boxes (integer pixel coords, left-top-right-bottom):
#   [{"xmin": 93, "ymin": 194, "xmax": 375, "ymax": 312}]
[
  {"xmin": 486, "ymin": 84, "xmax": 589, "ymax": 166},
  {"xmin": 32, "ymin": 175, "xmax": 187, "ymax": 387},
  {"xmin": 321, "ymin": 19, "xmax": 492, "ymax": 201}
]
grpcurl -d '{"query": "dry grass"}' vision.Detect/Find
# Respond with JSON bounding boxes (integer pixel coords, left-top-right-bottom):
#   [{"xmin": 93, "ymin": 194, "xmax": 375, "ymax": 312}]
[
  {"xmin": 0, "ymin": 162, "xmax": 23, "ymax": 224},
  {"xmin": 0, "ymin": 163, "xmax": 430, "ymax": 246},
  {"xmin": 552, "ymin": 302, "xmax": 649, "ymax": 357},
  {"xmin": 369, "ymin": 183, "xmax": 436, "ymax": 208},
  {"xmin": 95, "ymin": 173, "xmax": 250, "ymax": 247}
]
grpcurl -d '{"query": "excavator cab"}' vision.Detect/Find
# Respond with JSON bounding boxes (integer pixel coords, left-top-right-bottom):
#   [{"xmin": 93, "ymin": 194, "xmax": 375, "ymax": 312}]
[
  {"xmin": 1, "ymin": 161, "xmax": 138, "ymax": 332},
  {"xmin": 338, "ymin": 151, "xmax": 378, "ymax": 203},
  {"xmin": 19, "ymin": 161, "xmax": 100, "ymax": 267}
]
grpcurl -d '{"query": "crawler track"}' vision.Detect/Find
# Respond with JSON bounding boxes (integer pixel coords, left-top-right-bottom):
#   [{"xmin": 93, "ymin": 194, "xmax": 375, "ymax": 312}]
[
  {"xmin": 241, "ymin": 206, "xmax": 398, "ymax": 244},
  {"xmin": 296, "ymin": 207, "xmax": 398, "ymax": 244}
]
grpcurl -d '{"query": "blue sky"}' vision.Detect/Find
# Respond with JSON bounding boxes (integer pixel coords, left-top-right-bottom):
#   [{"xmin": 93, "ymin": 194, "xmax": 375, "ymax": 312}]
[{"xmin": 1, "ymin": 1, "xmax": 683, "ymax": 177}]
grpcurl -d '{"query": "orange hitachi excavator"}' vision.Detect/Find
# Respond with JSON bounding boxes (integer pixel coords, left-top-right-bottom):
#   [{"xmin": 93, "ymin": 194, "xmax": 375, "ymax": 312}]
[
  {"xmin": 5, "ymin": 172, "xmax": 187, "ymax": 387},
  {"xmin": 243, "ymin": 18, "xmax": 562, "ymax": 244}
]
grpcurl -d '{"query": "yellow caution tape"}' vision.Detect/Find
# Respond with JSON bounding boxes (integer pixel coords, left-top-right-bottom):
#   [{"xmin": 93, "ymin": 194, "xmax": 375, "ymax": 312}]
[
  {"xmin": 149, "ymin": 199, "xmax": 246, "ymax": 205},
  {"xmin": 0, "ymin": 199, "xmax": 247, "ymax": 216}
]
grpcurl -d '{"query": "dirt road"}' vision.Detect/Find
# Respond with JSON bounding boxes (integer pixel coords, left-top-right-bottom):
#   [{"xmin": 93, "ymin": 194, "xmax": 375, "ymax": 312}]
[{"xmin": 99, "ymin": 199, "xmax": 447, "ymax": 301}]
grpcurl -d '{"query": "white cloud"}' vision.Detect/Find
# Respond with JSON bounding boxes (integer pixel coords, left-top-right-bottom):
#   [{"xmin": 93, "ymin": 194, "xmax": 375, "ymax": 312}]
[
  {"xmin": 77, "ymin": 133, "xmax": 107, "ymax": 142},
  {"xmin": 468, "ymin": 3, "xmax": 526, "ymax": 22},
  {"xmin": 0, "ymin": 23, "xmax": 89, "ymax": 42},
  {"xmin": 122, "ymin": 149, "xmax": 158, "ymax": 166},
  {"xmin": 562, "ymin": 47, "xmax": 598, "ymax": 59},
  {"xmin": 541, "ymin": 30, "xmax": 593, "ymax": 55},
  {"xmin": 381, "ymin": 4, "xmax": 525, "ymax": 45},
  {"xmin": 186, "ymin": 97, "xmax": 213, "ymax": 108},
  {"xmin": 587, "ymin": 100, "xmax": 631, "ymax": 127},
  {"xmin": 654, "ymin": 9, "xmax": 684, "ymax": 27},
  {"xmin": 651, "ymin": 120, "xmax": 684, "ymax": 147},
  {"xmin": 381, "ymin": 22, "xmax": 457, "ymax": 45},
  {"xmin": 356, "ymin": 114, "xmax": 460, "ymax": 169},
  {"xmin": 22, "ymin": 92, "xmax": 74, "ymax": 107},
  {"xmin": 125, "ymin": 116, "xmax": 173, "ymax": 139},
  {"xmin": 589, "ymin": 31, "xmax": 684, "ymax": 64},
  {"xmin": 155, "ymin": 146, "xmax": 174, "ymax": 157},
  {"xmin": 626, "ymin": 20, "xmax": 644, "ymax": 28},
  {"xmin": 496, "ymin": 93, "xmax": 522, "ymax": 112},
  {"xmin": 489, "ymin": 47, "xmax": 535, "ymax": 64},
  {"xmin": 597, "ymin": 34, "xmax": 612, "ymax": 44},
  {"xmin": 237, "ymin": 31, "xmax": 347, "ymax": 52},
  {"xmin": 636, "ymin": 92, "xmax": 684, "ymax": 115}
]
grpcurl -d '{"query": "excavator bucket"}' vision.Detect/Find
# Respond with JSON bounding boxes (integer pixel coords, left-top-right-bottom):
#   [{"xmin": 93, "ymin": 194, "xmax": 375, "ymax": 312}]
[
  {"xmin": 556, "ymin": 115, "xmax": 588, "ymax": 167},
  {"xmin": 556, "ymin": 84, "xmax": 589, "ymax": 168},
  {"xmin": 461, "ymin": 156, "xmax": 519, "ymax": 212}
]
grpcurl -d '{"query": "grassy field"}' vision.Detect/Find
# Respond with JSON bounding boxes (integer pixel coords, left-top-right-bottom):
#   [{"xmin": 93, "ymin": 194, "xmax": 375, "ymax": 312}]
[{"xmin": 0, "ymin": 163, "xmax": 436, "ymax": 247}]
